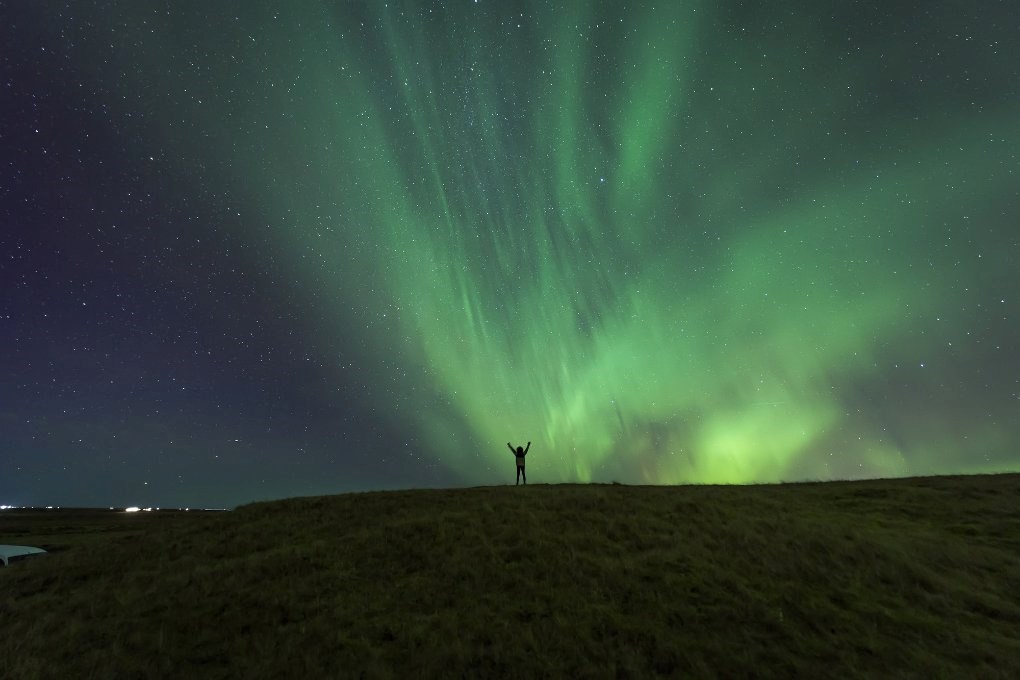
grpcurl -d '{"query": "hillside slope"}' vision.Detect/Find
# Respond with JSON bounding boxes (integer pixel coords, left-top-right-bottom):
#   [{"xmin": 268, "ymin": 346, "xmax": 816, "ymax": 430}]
[{"xmin": 3, "ymin": 475, "xmax": 1020, "ymax": 678}]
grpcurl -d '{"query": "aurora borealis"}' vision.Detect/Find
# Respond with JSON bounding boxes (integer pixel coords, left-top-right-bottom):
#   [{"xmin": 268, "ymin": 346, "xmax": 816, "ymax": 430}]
[{"xmin": 2, "ymin": 1, "xmax": 1017, "ymax": 507}]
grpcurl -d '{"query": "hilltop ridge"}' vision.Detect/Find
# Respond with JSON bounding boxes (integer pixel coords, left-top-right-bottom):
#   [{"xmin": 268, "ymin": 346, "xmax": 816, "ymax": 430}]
[{"xmin": 3, "ymin": 475, "xmax": 1020, "ymax": 677}]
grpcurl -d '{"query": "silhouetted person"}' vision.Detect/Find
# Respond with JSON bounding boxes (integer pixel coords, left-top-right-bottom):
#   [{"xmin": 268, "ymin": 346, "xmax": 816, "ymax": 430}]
[{"xmin": 507, "ymin": 441, "xmax": 530, "ymax": 485}]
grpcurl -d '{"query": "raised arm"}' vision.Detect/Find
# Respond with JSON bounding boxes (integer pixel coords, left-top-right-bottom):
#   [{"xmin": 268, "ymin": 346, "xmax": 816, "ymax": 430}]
[
  {"xmin": 507, "ymin": 442, "xmax": 516, "ymax": 454},
  {"xmin": 524, "ymin": 442, "xmax": 531, "ymax": 454}
]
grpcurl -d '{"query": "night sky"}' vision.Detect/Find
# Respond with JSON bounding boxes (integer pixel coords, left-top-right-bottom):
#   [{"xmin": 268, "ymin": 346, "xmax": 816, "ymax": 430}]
[{"xmin": 2, "ymin": 1, "xmax": 1017, "ymax": 508}]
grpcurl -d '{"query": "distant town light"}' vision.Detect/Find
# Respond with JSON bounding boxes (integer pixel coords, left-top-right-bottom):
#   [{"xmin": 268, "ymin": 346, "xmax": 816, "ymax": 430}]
[{"xmin": 125, "ymin": 506, "xmax": 141, "ymax": 513}]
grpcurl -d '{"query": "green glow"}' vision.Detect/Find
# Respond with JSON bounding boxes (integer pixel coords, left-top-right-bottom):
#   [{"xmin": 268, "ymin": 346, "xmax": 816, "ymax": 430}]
[{"xmin": 78, "ymin": 0, "xmax": 1018, "ymax": 485}]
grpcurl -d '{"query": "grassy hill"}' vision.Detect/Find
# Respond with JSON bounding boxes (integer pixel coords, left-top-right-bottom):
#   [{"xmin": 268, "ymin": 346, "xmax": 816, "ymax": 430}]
[{"xmin": 3, "ymin": 474, "xmax": 1020, "ymax": 678}]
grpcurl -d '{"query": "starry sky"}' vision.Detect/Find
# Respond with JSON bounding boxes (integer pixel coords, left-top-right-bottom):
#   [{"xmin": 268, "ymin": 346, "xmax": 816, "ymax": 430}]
[{"xmin": 1, "ymin": 1, "xmax": 1017, "ymax": 508}]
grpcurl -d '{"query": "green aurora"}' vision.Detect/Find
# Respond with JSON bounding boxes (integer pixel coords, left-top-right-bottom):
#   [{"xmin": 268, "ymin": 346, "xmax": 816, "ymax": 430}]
[{"xmin": 22, "ymin": 0, "xmax": 1018, "ymax": 492}]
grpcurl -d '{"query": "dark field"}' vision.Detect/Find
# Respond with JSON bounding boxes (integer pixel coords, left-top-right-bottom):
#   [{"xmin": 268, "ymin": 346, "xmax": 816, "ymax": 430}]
[
  {"xmin": 3, "ymin": 474, "xmax": 1020, "ymax": 678},
  {"xmin": 0, "ymin": 507, "xmax": 223, "ymax": 555}
]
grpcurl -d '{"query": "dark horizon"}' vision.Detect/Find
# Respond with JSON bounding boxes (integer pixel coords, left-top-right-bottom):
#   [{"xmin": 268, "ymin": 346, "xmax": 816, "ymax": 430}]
[{"xmin": 6, "ymin": 471, "xmax": 1020, "ymax": 512}]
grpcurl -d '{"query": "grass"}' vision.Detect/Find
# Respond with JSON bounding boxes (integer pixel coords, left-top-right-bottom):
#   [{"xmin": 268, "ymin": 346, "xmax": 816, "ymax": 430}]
[{"xmin": 2, "ymin": 474, "xmax": 1020, "ymax": 678}]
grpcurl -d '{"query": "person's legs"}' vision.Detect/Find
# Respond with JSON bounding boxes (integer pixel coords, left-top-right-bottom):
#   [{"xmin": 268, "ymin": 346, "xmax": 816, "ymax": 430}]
[
  {"xmin": 516, "ymin": 466, "xmax": 521, "ymax": 485},
  {"xmin": 522, "ymin": 465, "xmax": 526, "ymax": 484}
]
